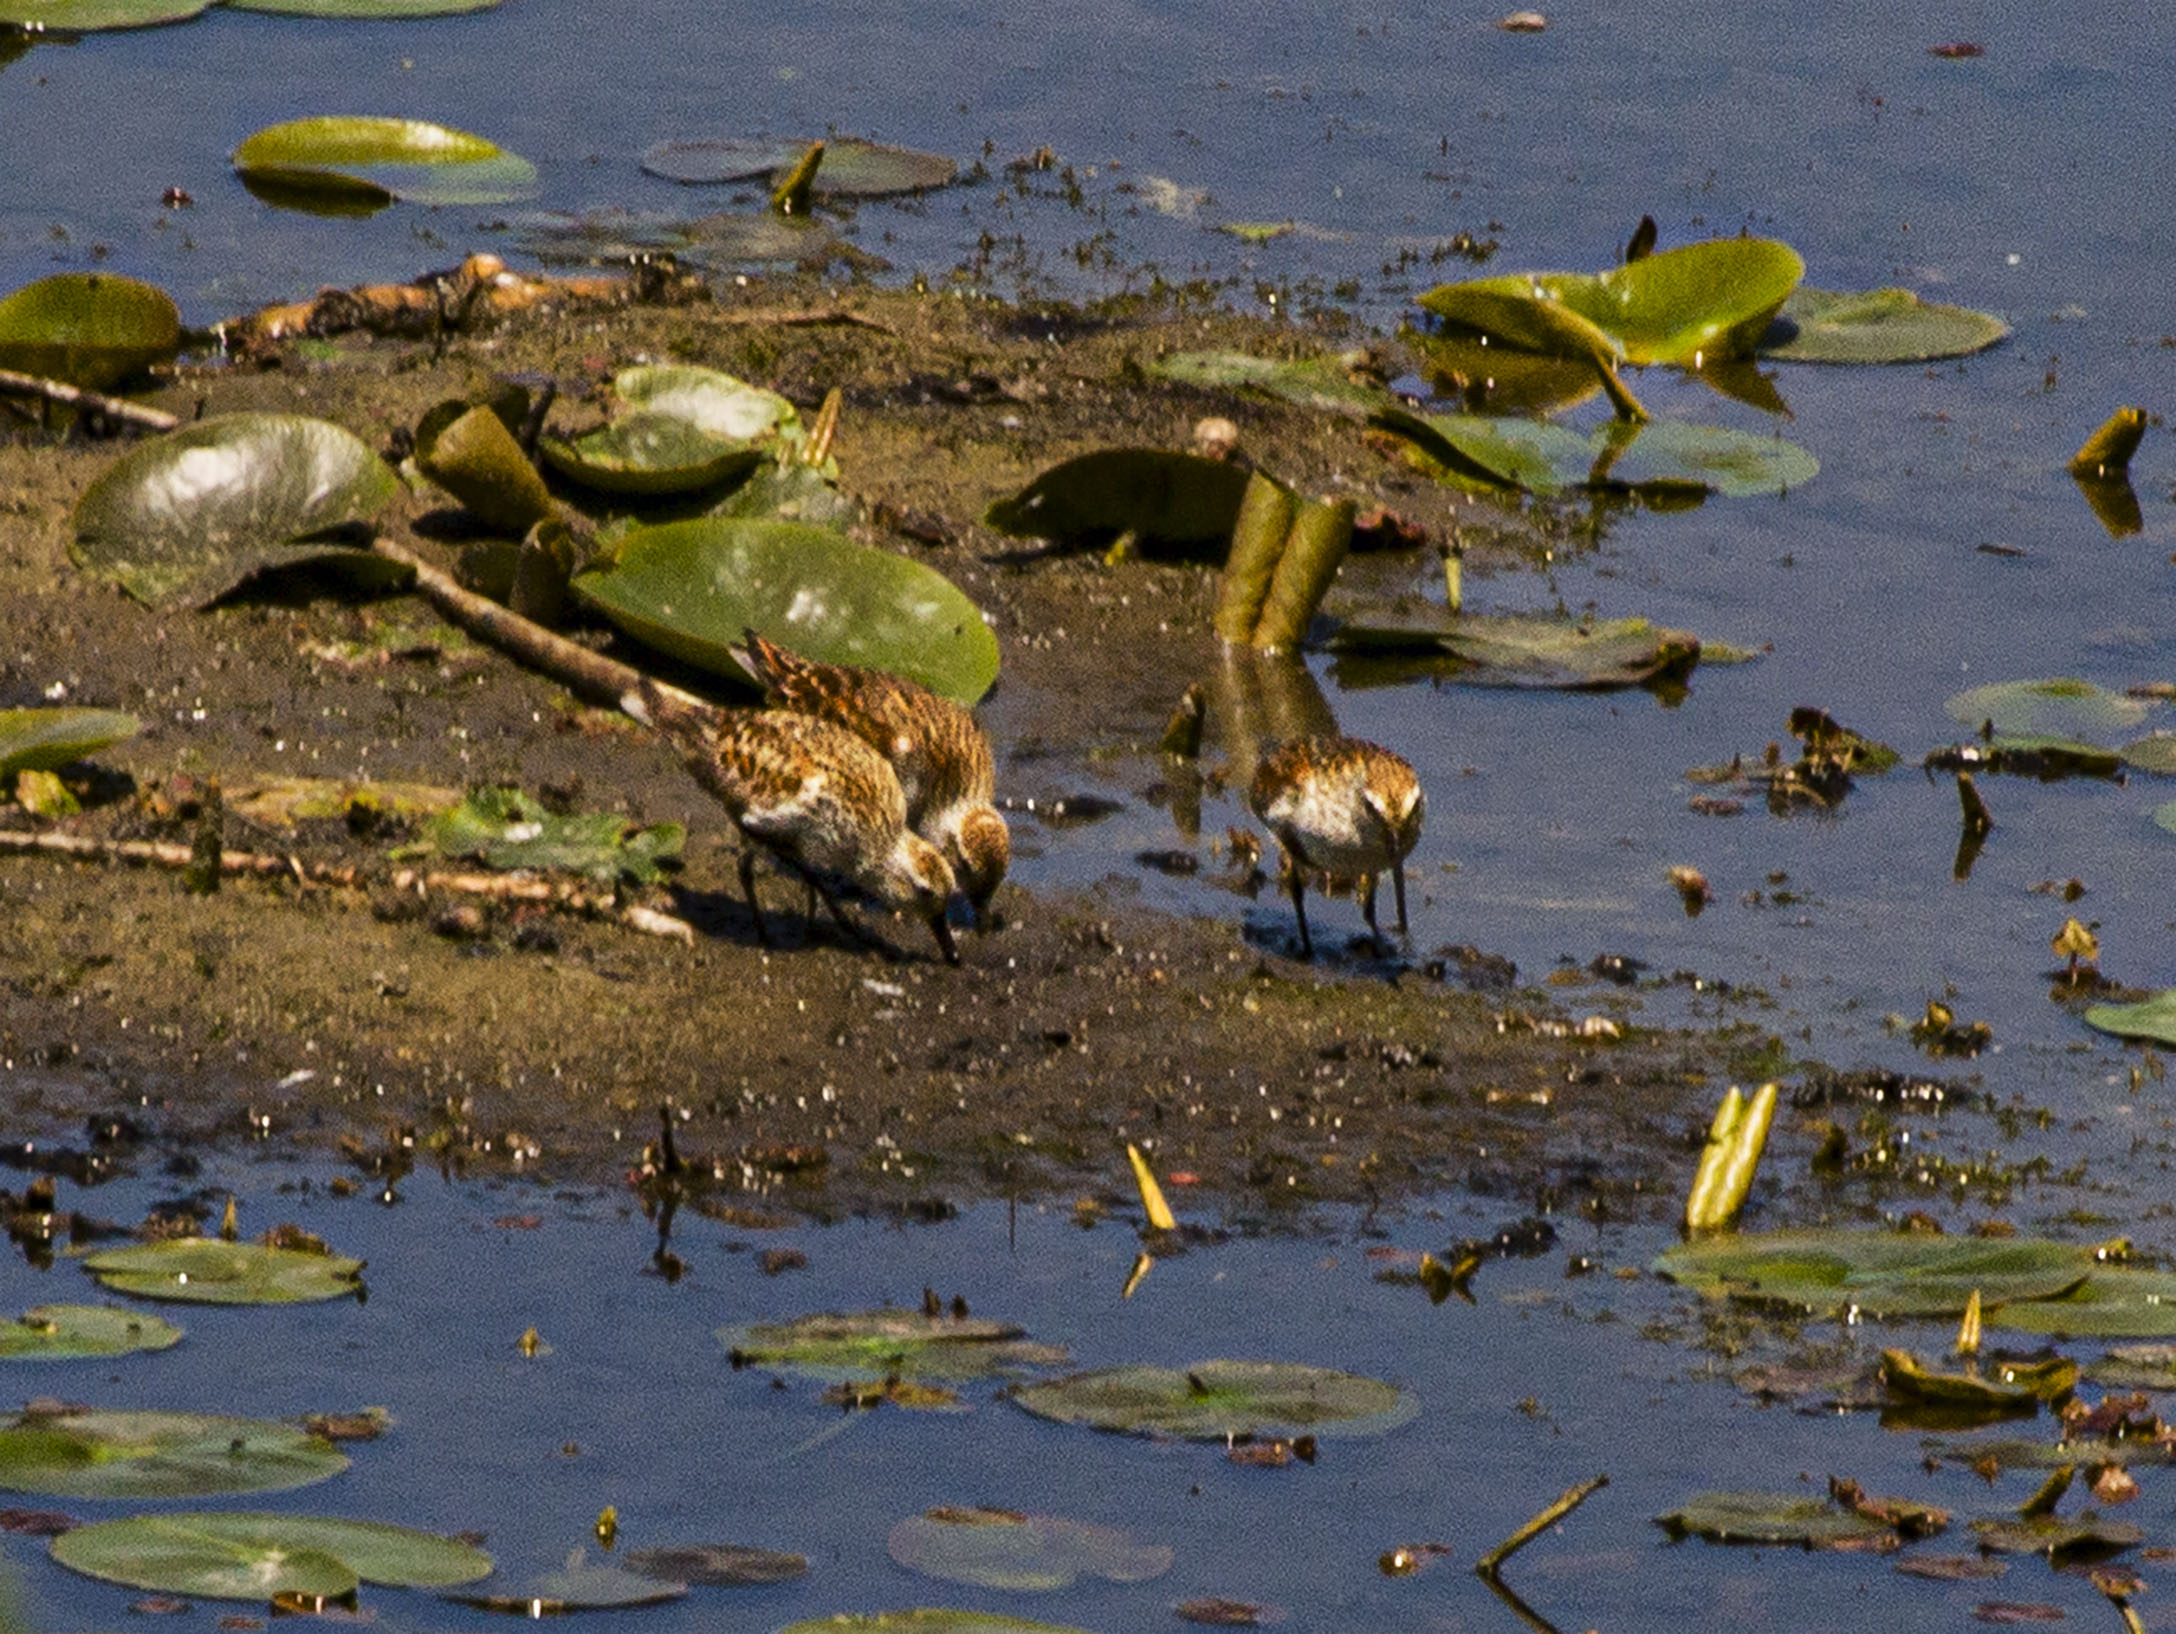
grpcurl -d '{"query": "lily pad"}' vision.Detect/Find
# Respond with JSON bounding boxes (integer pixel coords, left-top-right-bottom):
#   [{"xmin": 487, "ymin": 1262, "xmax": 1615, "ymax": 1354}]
[
  {"xmin": 1420, "ymin": 238, "xmax": 1805, "ymax": 366},
  {"xmin": 83, "ymin": 1235, "xmax": 366, "ymax": 1305},
  {"xmin": 1969, "ymin": 1515, "xmax": 2142, "ymax": 1559},
  {"xmin": 2119, "ymin": 734, "xmax": 2176, "ymax": 774},
  {"xmin": 0, "ymin": 707, "xmax": 140, "ymax": 776},
  {"xmin": 641, "ymin": 137, "xmax": 958, "ymax": 197},
  {"xmin": 232, "ymin": 117, "xmax": 537, "ymax": 211},
  {"xmin": 1759, "ymin": 286, "xmax": 2010, "ymax": 364},
  {"xmin": 622, "ymin": 1543, "xmax": 807, "ymax": 1586},
  {"xmin": 541, "ymin": 413, "xmax": 766, "ymax": 497},
  {"xmin": 720, "ymin": 1309, "xmax": 1064, "ymax": 1384},
  {"xmin": 72, "ymin": 412, "xmax": 401, "ymax": 609},
  {"xmin": 573, "ymin": 518, "xmax": 999, "ymax": 706},
  {"xmin": 0, "ymin": 1407, "xmax": 345, "ymax": 1498},
  {"xmin": 1654, "ymin": 1491, "xmax": 1896, "ymax": 1549},
  {"xmin": 616, "ymin": 365, "xmax": 801, "ymax": 443},
  {"xmin": 888, "ymin": 1507, "xmax": 1174, "ymax": 1592},
  {"xmin": 0, "ymin": 0, "xmax": 210, "ymax": 30},
  {"xmin": 0, "ymin": 1304, "xmax": 180, "ymax": 1361},
  {"xmin": 1985, "ymin": 1268, "xmax": 2176, "ymax": 1338},
  {"xmin": 414, "ymin": 786, "xmax": 684, "ymax": 884},
  {"xmin": 1878, "ymin": 1349, "xmax": 2074, "ymax": 1412},
  {"xmin": 1653, "ymin": 1230, "xmax": 2111, "ymax": 1319},
  {"xmin": 512, "ymin": 207, "xmax": 851, "ymax": 272},
  {"xmin": 2084, "ymin": 990, "xmax": 2176, "ymax": 1048},
  {"xmin": 229, "ymin": 0, "xmax": 497, "ymax": 13},
  {"xmin": 1007, "ymin": 1360, "xmax": 1418, "ymax": 1442},
  {"xmin": 1945, "ymin": 678, "xmax": 2150, "ymax": 740},
  {"xmin": 50, "ymin": 1512, "xmax": 492, "ymax": 1599},
  {"xmin": 451, "ymin": 1559, "xmax": 687, "ymax": 1612},
  {"xmin": 2083, "ymin": 1344, "xmax": 2176, "ymax": 1390},
  {"xmin": 1148, "ymin": 351, "xmax": 1394, "ymax": 419},
  {"xmin": 1327, "ymin": 612, "xmax": 1701, "ymax": 690},
  {"xmin": 0, "ymin": 273, "xmax": 180, "ymax": 390},
  {"xmin": 1375, "ymin": 405, "xmax": 1814, "ymax": 498},
  {"xmin": 982, "ymin": 451, "xmax": 1252, "ymax": 550},
  {"xmin": 776, "ymin": 1613, "xmax": 1098, "ymax": 1634}
]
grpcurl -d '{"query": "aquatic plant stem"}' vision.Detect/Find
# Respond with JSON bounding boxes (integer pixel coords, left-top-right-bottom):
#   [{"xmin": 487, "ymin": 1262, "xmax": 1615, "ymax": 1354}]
[{"xmin": 1475, "ymin": 1472, "xmax": 1609, "ymax": 1576}]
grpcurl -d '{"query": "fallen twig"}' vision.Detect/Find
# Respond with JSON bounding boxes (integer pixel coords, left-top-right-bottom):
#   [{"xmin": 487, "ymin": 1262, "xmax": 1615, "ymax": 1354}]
[
  {"xmin": 1475, "ymin": 1473, "xmax": 1610, "ymax": 1577},
  {"xmin": 0, "ymin": 367, "xmax": 183, "ymax": 433}
]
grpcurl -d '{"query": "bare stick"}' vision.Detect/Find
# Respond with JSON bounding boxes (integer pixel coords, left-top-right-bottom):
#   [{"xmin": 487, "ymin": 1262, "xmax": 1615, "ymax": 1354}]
[
  {"xmin": 0, "ymin": 367, "xmax": 183, "ymax": 432},
  {"xmin": 1475, "ymin": 1473, "xmax": 1609, "ymax": 1577}
]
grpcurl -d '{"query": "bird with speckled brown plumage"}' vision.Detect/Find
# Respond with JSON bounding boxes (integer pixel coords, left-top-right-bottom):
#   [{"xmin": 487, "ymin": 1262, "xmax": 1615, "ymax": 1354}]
[
  {"xmin": 1249, "ymin": 736, "xmax": 1425, "ymax": 959},
  {"xmin": 636, "ymin": 684, "xmax": 958, "ymax": 964},
  {"xmin": 739, "ymin": 629, "xmax": 1010, "ymax": 930}
]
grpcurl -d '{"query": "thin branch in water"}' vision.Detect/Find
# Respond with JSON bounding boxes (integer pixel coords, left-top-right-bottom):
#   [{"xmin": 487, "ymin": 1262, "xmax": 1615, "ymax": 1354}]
[
  {"xmin": 1475, "ymin": 1473, "xmax": 1609, "ymax": 1577},
  {"xmin": 0, "ymin": 367, "xmax": 183, "ymax": 433}
]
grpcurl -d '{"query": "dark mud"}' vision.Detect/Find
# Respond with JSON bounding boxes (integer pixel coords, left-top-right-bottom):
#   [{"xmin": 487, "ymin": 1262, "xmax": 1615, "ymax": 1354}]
[{"xmin": 0, "ymin": 274, "xmax": 1717, "ymax": 1219}]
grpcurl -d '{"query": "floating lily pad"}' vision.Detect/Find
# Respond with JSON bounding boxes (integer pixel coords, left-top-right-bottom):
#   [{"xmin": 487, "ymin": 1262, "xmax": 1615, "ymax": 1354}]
[
  {"xmin": 622, "ymin": 1543, "xmax": 807, "ymax": 1587},
  {"xmin": 83, "ymin": 1236, "xmax": 366, "ymax": 1305},
  {"xmin": 232, "ymin": 117, "xmax": 537, "ymax": 212},
  {"xmin": 1945, "ymin": 679, "xmax": 2150, "ymax": 740},
  {"xmin": 229, "ymin": 0, "xmax": 497, "ymax": 13},
  {"xmin": 0, "ymin": 707, "xmax": 140, "ymax": 776},
  {"xmin": 1969, "ymin": 1514, "xmax": 2142, "ymax": 1559},
  {"xmin": 573, "ymin": 518, "xmax": 999, "ymax": 705},
  {"xmin": 983, "ymin": 451, "xmax": 1252, "ymax": 550},
  {"xmin": 776, "ymin": 1612, "xmax": 1098, "ymax": 1634},
  {"xmin": 888, "ymin": 1507, "xmax": 1174, "ymax": 1592},
  {"xmin": 1374, "ymin": 404, "xmax": 1815, "ymax": 498},
  {"xmin": 414, "ymin": 786, "xmax": 684, "ymax": 884},
  {"xmin": 0, "ymin": 273, "xmax": 180, "ymax": 390},
  {"xmin": 541, "ymin": 413, "xmax": 766, "ymax": 497},
  {"xmin": 1654, "ymin": 1491, "xmax": 1896, "ymax": 1548},
  {"xmin": 1420, "ymin": 238, "xmax": 1805, "ymax": 366},
  {"xmin": 1935, "ymin": 1434, "xmax": 2176, "ymax": 1473},
  {"xmin": 1654, "ymin": 1230, "xmax": 2109, "ymax": 1319},
  {"xmin": 0, "ymin": 1407, "xmax": 345, "ymax": 1498},
  {"xmin": 72, "ymin": 412, "xmax": 401, "ymax": 609},
  {"xmin": 2119, "ymin": 734, "xmax": 2176, "ymax": 774},
  {"xmin": 0, "ymin": 0, "xmax": 211, "ymax": 30},
  {"xmin": 451, "ymin": 1560, "xmax": 687, "ymax": 1613},
  {"xmin": 0, "ymin": 1304, "xmax": 180, "ymax": 1361},
  {"xmin": 1327, "ymin": 612, "xmax": 1701, "ymax": 690},
  {"xmin": 2084, "ymin": 989, "xmax": 2176, "ymax": 1048},
  {"xmin": 641, "ymin": 137, "xmax": 958, "ymax": 197},
  {"xmin": 2084, "ymin": 1344, "xmax": 2176, "ymax": 1390},
  {"xmin": 1985, "ymin": 1268, "xmax": 2176, "ymax": 1338},
  {"xmin": 51, "ymin": 1512, "xmax": 492, "ymax": 1599},
  {"xmin": 1759, "ymin": 286, "xmax": 2010, "ymax": 364},
  {"xmin": 1007, "ymin": 1360, "xmax": 1418, "ymax": 1442},
  {"xmin": 720, "ymin": 1309, "xmax": 1064, "ymax": 1384}
]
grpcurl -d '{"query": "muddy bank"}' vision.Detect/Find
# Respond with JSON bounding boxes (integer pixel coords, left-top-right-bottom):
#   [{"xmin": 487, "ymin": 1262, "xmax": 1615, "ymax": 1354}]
[{"xmin": 0, "ymin": 273, "xmax": 1717, "ymax": 1219}]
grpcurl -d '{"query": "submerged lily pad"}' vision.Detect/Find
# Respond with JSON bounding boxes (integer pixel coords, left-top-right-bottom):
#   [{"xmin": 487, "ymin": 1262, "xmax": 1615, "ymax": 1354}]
[
  {"xmin": 983, "ymin": 451, "xmax": 1252, "ymax": 550},
  {"xmin": 451, "ymin": 1559, "xmax": 687, "ymax": 1613},
  {"xmin": 573, "ymin": 518, "xmax": 999, "ymax": 705},
  {"xmin": 513, "ymin": 207, "xmax": 851, "ymax": 272},
  {"xmin": 641, "ymin": 137, "xmax": 958, "ymax": 197},
  {"xmin": 1654, "ymin": 1491, "xmax": 1897, "ymax": 1549},
  {"xmin": 0, "ymin": 273, "xmax": 180, "ymax": 390},
  {"xmin": 72, "ymin": 412, "xmax": 401, "ymax": 609},
  {"xmin": 1945, "ymin": 678, "xmax": 2151, "ymax": 741},
  {"xmin": 50, "ymin": 1512, "xmax": 492, "ymax": 1599},
  {"xmin": 83, "ymin": 1236, "xmax": 366, "ymax": 1305},
  {"xmin": 1421, "ymin": 238, "xmax": 1805, "ymax": 365},
  {"xmin": 1328, "ymin": 612, "xmax": 1701, "ymax": 690},
  {"xmin": 0, "ymin": 707, "xmax": 141, "ymax": 776},
  {"xmin": 888, "ymin": 1507, "xmax": 1174, "ymax": 1592},
  {"xmin": 721, "ymin": 1309, "xmax": 1063, "ymax": 1384},
  {"xmin": 0, "ymin": 0, "xmax": 211, "ymax": 30},
  {"xmin": 0, "ymin": 1304, "xmax": 180, "ymax": 1361},
  {"xmin": 622, "ymin": 1543, "xmax": 807, "ymax": 1587},
  {"xmin": 415, "ymin": 787, "xmax": 683, "ymax": 884},
  {"xmin": 1759, "ymin": 286, "xmax": 2010, "ymax": 364},
  {"xmin": 229, "ymin": 0, "xmax": 498, "ymax": 12},
  {"xmin": 1654, "ymin": 1230, "xmax": 2109, "ymax": 1319},
  {"xmin": 1007, "ymin": 1360, "xmax": 1418, "ymax": 1441},
  {"xmin": 232, "ymin": 117, "xmax": 537, "ymax": 211},
  {"xmin": 776, "ymin": 1613, "xmax": 1098, "ymax": 1634},
  {"xmin": 0, "ymin": 1407, "xmax": 345, "ymax": 1498}
]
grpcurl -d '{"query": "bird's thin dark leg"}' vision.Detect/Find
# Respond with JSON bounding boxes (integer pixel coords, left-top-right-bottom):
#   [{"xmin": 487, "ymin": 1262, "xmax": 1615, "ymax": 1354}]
[
  {"xmin": 738, "ymin": 850, "xmax": 772, "ymax": 947},
  {"xmin": 1286, "ymin": 868, "xmax": 1314, "ymax": 959},
  {"xmin": 1361, "ymin": 872, "xmax": 1382, "ymax": 936},
  {"xmin": 1391, "ymin": 860, "xmax": 1410, "ymax": 934}
]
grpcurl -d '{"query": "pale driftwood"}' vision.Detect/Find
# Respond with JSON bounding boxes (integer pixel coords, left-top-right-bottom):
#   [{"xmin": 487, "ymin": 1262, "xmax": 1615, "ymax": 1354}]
[{"xmin": 0, "ymin": 367, "xmax": 183, "ymax": 433}]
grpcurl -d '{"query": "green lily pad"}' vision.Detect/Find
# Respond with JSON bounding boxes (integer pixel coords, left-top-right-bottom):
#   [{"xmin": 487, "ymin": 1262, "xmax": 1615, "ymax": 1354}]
[
  {"xmin": 232, "ymin": 117, "xmax": 537, "ymax": 211},
  {"xmin": 1654, "ymin": 1491, "xmax": 1899, "ymax": 1548},
  {"xmin": 451, "ymin": 1559, "xmax": 687, "ymax": 1612},
  {"xmin": 1589, "ymin": 418, "xmax": 1819, "ymax": 497},
  {"xmin": 1148, "ymin": 351, "xmax": 1394, "ymax": 419},
  {"xmin": 0, "ymin": 0, "xmax": 210, "ymax": 30},
  {"xmin": 720, "ymin": 1309, "xmax": 1064, "ymax": 1385},
  {"xmin": 573, "ymin": 518, "xmax": 999, "ymax": 706},
  {"xmin": 2084, "ymin": 989, "xmax": 2176, "ymax": 1048},
  {"xmin": 2119, "ymin": 733, "xmax": 2176, "ymax": 774},
  {"xmin": 1759, "ymin": 286, "xmax": 2010, "ymax": 364},
  {"xmin": 229, "ymin": 0, "xmax": 497, "ymax": 13},
  {"xmin": 414, "ymin": 786, "xmax": 684, "ymax": 884},
  {"xmin": 541, "ymin": 413, "xmax": 766, "ymax": 497},
  {"xmin": 616, "ymin": 365, "xmax": 802, "ymax": 443},
  {"xmin": 1372, "ymin": 404, "xmax": 1590, "ymax": 494},
  {"xmin": 83, "ymin": 1236, "xmax": 367, "ymax": 1305},
  {"xmin": 0, "ymin": 273, "xmax": 180, "ymax": 390},
  {"xmin": 640, "ymin": 137, "xmax": 958, "ymax": 197},
  {"xmin": 1945, "ymin": 678, "xmax": 2151, "ymax": 740},
  {"xmin": 415, "ymin": 402, "xmax": 558, "ymax": 534},
  {"xmin": 982, "ymin": 450, "xmax": 1252, "ymax": 550},
  {"xmin": 1986, "ymin": 1268, "xmax": 2176, "ymax": 1338},
  {"xmin": 2083, "ymin": 1344, "xmax": 2176, "ymax": 1390},
  {"xmin": 1420, "ymin": 238, "xmax": 1805, "ymax": 366},
  {"xmin": 1327, "ymin": 612, "xmax": 1701, "ymax": 690},
  {"xmin": 1007, "ymin": 1360, "xmax": 1418, "ymax": 1442},
  {"xmin": 889, "ymin": 1507, "xmax": 1173, "ymax": 1592},
  {"xmin": 0, "ymin": 1304, "xmax": 180, "ymax": 1360},
  {"xmin": 0, "ymin": 1407, "xmax": 345, "ymax": 1499},
  {"xmin": 1969, "ymin": 1515, "xmax": 2142, "ymax": 1559},
  {"xmin": 51, "ymin": 1512, "xmax": 492, "ymax": 1599},
  {"xmin": 1376, "ymin": 405, "xmax": 1814, "ymax": 498},
  {"xmin": 1653, "ymin": 1230, "xmax": 2111, "ymax": 1319},
  {"xmin": 72, "ymin": 412, "xmax": 401, "ymax": 610},
  {"xmin": 1936, "ymin": 1434, "xmax": 2176, "ymax": 1472},
  {"xmin": 1878, "ymin": 1349, "xmax": 2074, "ymax": 1412},
  {"xmin": 622, "ymin": 1543, "xmax": 807, "ymax": 1586},
  {"xmin": 0, "ymin": 707, "xmax": 140, "ymax": 776},
  {"xmin": 777, "ymin": 1612, "xmax": 1098, "ymax": 1634}
]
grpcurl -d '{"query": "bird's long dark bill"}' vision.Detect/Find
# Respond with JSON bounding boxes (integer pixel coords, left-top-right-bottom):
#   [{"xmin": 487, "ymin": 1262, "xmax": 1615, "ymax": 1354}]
[{"xmin": 931, "ymin": 915, "xmax": 961, "ymax": 965}]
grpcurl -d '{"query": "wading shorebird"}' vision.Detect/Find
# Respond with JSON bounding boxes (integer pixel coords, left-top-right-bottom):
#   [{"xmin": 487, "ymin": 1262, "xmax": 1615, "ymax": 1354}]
[
  {"xmin": 1248, "ymin": 735, "xmax": 1426, "ymax": 959},
  {"xmin": 631, "ymin": 684, "xmax": 959, "ymax": 964},
  {"xmin": 739, "ymin": 628, "xmax": 1010, "ymax": 929}
]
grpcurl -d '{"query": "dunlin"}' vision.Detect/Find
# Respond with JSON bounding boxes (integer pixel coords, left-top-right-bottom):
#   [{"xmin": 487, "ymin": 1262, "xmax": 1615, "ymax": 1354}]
[
  {"xmin": 1248, "ymin": 736, "xmax": 1426, "ymax": 958},
  {"xmin": 740, "ymin": 629, "xmax": 1010, "ymax": 928},
  {"xmin": 633, "ymin": 684, "xmax": 959, "ymax": 964}
]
